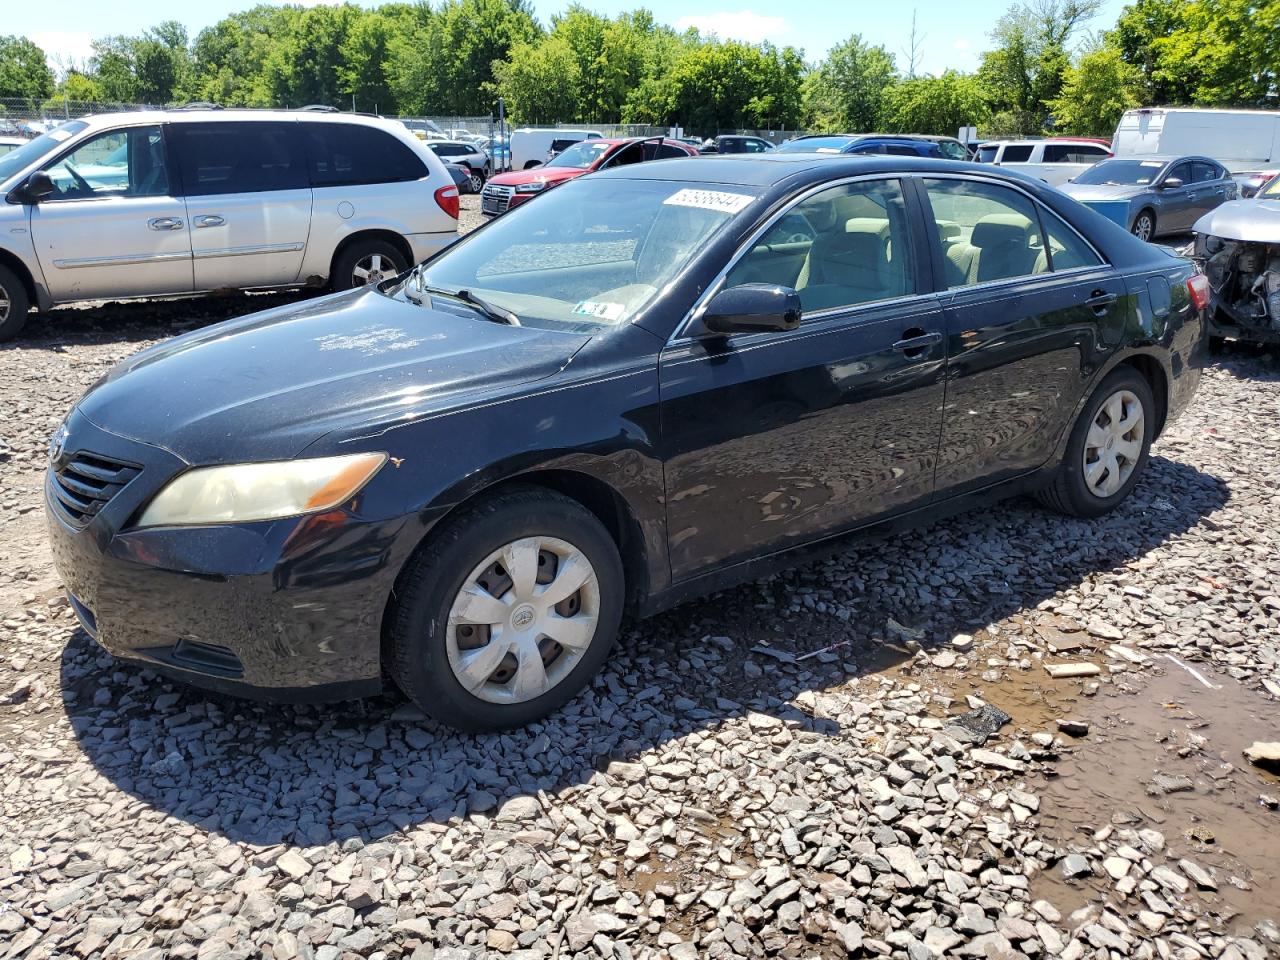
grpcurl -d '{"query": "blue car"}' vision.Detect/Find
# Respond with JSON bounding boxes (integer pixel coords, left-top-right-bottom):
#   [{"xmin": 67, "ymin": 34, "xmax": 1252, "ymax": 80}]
[{"xmin": 778, "ymin": 133, "xmax": 969, "ymax": 160}]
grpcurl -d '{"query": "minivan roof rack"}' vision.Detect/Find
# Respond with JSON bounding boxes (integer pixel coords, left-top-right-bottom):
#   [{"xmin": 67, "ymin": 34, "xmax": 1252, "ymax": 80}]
[
  {"xmin": 300, "ymin": 104, "xmax": 340, "ymax": 113},
  {"xmin": 170, "ymin": 101, "xmax": 223, "ymax": 111}
]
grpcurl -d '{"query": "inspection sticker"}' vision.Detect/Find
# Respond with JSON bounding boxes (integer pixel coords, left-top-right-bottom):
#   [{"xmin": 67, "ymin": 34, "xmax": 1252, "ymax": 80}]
[
  {"xmin": 663, "ymin": 188, "xmax": 754, "ymax": 214},
  {"xmin": 573, "ymin": 300, "xmax": 626, "ymax": 321}
]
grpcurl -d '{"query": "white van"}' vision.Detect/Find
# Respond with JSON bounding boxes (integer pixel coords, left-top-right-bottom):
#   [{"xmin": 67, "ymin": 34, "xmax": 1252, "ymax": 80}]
[
  {"xmin": 1112, "ymin": 108, "xmax": 1280, "ymax": 172},
  {"xmin": 0, "ymin": 109, "xmax": 459, "ymax": 340},
  {"xmin": 976, "ymin": 139, "xmax": 1112, "ymax": 185},
  {"xmin": 509, "ymin": 128, "xmax": 602, "ymax": 171}
]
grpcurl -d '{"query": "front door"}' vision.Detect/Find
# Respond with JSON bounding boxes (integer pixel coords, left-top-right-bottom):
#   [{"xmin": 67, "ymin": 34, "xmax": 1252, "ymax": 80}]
[
  {"xmin": 1155, "ymin": 160, "xmax": 1197, "ymax": 233},
  {"xmin": 659, "ymin": 177, "xmax": 947, "ymax": 580},
  {"xmin": 29, "ymin": 124, "xmax": 193, "ymax": 301},
  {"xmin": 168, "ymin": 121, "xmax": 312, "ymax": 290},
  {"xmin": 917, "ymin": 176, "xmax": 1126, "ymax": 495}
]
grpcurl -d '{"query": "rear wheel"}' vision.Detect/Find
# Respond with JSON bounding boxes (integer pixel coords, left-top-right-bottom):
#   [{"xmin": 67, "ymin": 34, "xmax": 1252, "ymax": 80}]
[
  {"xmin": 1036, "ymin": 367, "xmax": 1154, "ymax": 518},
  {"xmin": 0, "ymin": 265, "xmax": 32, "ymax": 342},
  {"xmin": 1131, "ymin": 210, "xmax": 1156, "ymax": 242},
  {"xmin": 467, "ymin": 168, "xmax": 484, "ymax": 193},
  {"xmin": 331, "ymin": 239, "xmax": 408, "ymax": 292},
  {"xmin": 388, "ymin": 487, "xmax": 624, "ymax": 732}
]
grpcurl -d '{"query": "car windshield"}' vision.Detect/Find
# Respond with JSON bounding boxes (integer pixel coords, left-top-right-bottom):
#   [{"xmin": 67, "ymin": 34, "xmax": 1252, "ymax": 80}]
[
  {"xmin": 399, "ymin": 178, "xmax": 760, "ymax": 332},
  {"xmin": 1261, "ymin": 175, "xmax": 1280, "ymax": 198},
  {"xmin": 545, "ymin": 140, "xmax": 611, "ymax": 170},
  {"xmin": 777, "ymin": 136, "xmax": 851, "ymax": 153},
  {"xmin": 0, "ymin": 120, "xmax": 87, "ymax": 183},
  {"xmin": 1073, "ymin": 159, "xmax": 1167, "ymax": 186}
]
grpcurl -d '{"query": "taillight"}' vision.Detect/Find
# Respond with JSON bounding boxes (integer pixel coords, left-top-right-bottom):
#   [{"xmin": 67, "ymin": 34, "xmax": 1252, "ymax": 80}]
[
  {"xmin": 1187, "ymin": 273, "xmax": 1211, "ymax": 312},
  {"xmin": 434, "ymin": 184, "xmax": 459, "ymax": 219}
]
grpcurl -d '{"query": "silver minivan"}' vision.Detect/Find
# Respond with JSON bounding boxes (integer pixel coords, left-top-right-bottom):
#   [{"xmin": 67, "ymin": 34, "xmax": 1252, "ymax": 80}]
[{"xmin": 0, "ymin": 109, "xmax": 460, "ymax": 340}]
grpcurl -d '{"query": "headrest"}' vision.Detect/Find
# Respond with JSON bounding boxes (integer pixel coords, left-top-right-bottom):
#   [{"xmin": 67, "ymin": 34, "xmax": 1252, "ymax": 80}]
[
  {"xmin": 812, "ymin": 227, "xmax": 884, "ymax": 267},
  {"xmin": 844, "ymin": 217, "xmax": 890, "ymax": 237},
  {"xmin": 971, "ymin": 213, "xmax": 1033, "ymax": 249}
]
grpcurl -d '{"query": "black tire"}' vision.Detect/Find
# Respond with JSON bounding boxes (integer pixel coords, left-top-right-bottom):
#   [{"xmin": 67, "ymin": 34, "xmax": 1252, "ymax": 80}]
[
  {"xmin": 331, "ymin": 238, "xmax": 408, "ymax": 292},
  {"xmin": 0, "ymin": 265, "xmax": 32, "ymax": 342},
  {"xmin": 1036, "ymin": 367, "xmax": 1155, "ymax": 518},
  {"xmin": 1131, "ymin": 210, "xmax": 1156, "ymax": 242},
  {"xmin": 524, "ymin": 160, "xmax": 540, "ymax": 170},
  {"xmin": 466, "ymin": 167, "xmax": 484, "ymax": 194},
  {"xmin": 388, "ymin": 486, "xmax": 625, "ymax": 732}
]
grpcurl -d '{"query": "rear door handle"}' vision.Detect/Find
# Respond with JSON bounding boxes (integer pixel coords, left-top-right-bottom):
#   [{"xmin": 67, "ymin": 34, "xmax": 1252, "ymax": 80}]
[
  {"xmin": 193, "ymin": 215, "xmax": 225, "ymax": 228},
  {"xmin": 892, "ymin": 329, "xmax": 942, "ymax": 358},
  {"xmin": 147, "ymin": 217, "xmax": 184, "ymax": 231},
  {"xmin": 1085, "ymin": 289, "xmax": 1118, "ymax": 315}
]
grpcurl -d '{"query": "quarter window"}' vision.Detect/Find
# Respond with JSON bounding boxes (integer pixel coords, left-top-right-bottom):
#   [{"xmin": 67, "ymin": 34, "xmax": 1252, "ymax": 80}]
[
  {"xmin": 41, "ymin": 125, "xmax": 170, "ymax": 201},
  {"xmin": 306, "ymin": 123, "xmax": 427, "ymax": 186},
  {"xmin": 726, "ymin": 178, "xmax": 916, "ymax": 314},
  {"xmin": 1040, "ymin": 207, "xmax": 1103, "ymax": 270},
  {"xmin": 170, "ymin": 122, "xmax": 306, "ymax": 195},
  {"xmin": 1000, "ymin": 144, "xmax": 1034, "ymax": 163},
  {"xmin": 923, "ymin": 178, "xmax": 1048, "ymax": 287}
]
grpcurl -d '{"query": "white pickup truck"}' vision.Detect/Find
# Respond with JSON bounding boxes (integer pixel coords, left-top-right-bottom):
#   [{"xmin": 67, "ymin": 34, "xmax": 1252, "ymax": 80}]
[{"xmin": 977, "ymin": 139, "xmax": 1112, "ymax": 186}]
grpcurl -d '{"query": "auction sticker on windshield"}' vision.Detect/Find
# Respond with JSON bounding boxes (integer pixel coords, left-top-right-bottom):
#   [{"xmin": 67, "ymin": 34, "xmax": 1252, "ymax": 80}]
[
  {"xmin": 573, "ymin": 301, "xmax": 626, "ymax": 321},
  {"xmin": 663, "ymin": 188, "xmax": 753, "ymax": 214}
]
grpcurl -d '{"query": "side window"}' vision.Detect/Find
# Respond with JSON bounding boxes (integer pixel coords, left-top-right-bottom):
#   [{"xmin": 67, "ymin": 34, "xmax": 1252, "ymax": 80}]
[
  {"xmin": 884, "ymin": 144, "xmax": 921, "ymax": 156},
  {"xmin": 306, "ymin": 123, "xmax": 428, "ymax": 187},
  {"xmin": 1000, "ymin": 144, "xmax": 1034, "ymax": 163},
  {"xmin": 1165, "ymin": 162, "xmax": 1192, "ymax": 186},
  {"xmin": 937, "ymin": 140, "xmax": 968, "ymax": 160},
  {"xmin": 42, "ymin": 126, "xmax": 170, "ymax": 201},
  {"xmin": 1191, "ymin": 161, "xmax": 1219, "ymax": 183},
  {"xmin": 171, "ymin": 122, "xmax": 306, "ymax": 196},
  {"xmin": 657, "ymin": 144, "xmax": 687, "ymax": 159},
  {"xmin": 744, "ymin": 140, "xmax": 769, "ymax": 153},
  {"xmin": 847, "ymin": 143, "xmax": 883, "ymax": 155},
  {"xmin": 725, "ymin": 178, "xmax": 917, "ymax": 314},
  {"xmin": 1039, "ymin": 206, "xmax": 1103, "ymax": 270},
  {"xmin": 922, "ymin": 178, "xmax": 1047, "ymax": 287}
]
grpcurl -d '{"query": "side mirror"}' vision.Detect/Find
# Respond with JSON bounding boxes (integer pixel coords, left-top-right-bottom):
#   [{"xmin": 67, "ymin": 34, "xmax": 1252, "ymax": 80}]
[
  {"xmin": 6, "ymin": 170, "xmax": 54, "ymax": 205},
  {"xmin": 699, "ymin": 283, "xmax": 802, "ymax": 336},
  {"xmin": 1159, "ymin": 176, "xmax": 1184, "ymax": 189}
]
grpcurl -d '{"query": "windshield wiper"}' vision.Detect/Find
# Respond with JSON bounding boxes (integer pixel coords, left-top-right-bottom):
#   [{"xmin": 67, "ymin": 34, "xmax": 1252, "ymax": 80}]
[{"xmin": 404, "ymin": 273, "xmax": 520, "ymax": 326}]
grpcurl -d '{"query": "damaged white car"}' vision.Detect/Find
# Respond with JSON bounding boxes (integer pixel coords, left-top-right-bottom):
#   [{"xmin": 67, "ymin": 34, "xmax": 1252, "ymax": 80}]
[{"xmin": 1193, "ymin": 174, "xmax": 1280, "ymax": 344}]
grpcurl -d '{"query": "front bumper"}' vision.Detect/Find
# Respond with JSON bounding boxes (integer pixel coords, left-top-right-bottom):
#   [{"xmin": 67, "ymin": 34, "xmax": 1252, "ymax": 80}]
[{"xmin": 44, "ymin": 410, "xmax": 393, "ymax": 702}]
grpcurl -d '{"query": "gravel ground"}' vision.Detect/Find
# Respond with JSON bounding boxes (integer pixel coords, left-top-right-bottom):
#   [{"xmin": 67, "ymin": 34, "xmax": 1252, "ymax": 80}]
[{"xmin": 1, "ymin": 197, "xmax": 1279, "ymax": 959}]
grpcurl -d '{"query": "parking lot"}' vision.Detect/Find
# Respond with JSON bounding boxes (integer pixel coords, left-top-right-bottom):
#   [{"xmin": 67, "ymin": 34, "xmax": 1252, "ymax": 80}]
[{"xmin": 1, "ymin": 194, "xmax": 1279, "ymax": 960}]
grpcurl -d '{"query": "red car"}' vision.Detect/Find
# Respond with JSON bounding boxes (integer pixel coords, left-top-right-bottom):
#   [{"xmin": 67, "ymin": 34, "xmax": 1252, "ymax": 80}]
[{"xmin": 480, "ymin": 137, "xmax": 698, "ymax": 217}]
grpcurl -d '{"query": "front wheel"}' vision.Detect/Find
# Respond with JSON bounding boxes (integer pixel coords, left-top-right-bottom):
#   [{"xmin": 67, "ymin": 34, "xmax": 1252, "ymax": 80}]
[
  {"xmin": 331, "ymin": 239, "xmax": 408, "ymax": 292},
  {"xmin": 1036, "ymin": 367, "xmax": 1154, "ymax": 518},
  {"xmin": 0, "ymin": 264, "xmax": 32, "ymax": 342},
  {"xmin": 1131, "ymin": 210, "xmax": 1156, "ymax": 242},
  {"xmin": 467, "ymin": 168, "xmax": 484, "ymax": 194},
  {"xmin": 388, "ymin": 487, "xmax": 624, "ymax": 732}
]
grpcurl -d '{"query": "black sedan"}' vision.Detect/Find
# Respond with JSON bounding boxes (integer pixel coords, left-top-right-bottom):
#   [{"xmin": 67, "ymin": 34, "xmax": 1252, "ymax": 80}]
[{"xmin": 45, "ymin": 155, "xmax": 1207, "ymax": 731}]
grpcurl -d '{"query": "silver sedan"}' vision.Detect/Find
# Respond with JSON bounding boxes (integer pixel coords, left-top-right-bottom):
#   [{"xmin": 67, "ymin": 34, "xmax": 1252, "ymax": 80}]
[{"xmin": 1059, "ymin": 155, "xmax": 1237, "ymax": 240}]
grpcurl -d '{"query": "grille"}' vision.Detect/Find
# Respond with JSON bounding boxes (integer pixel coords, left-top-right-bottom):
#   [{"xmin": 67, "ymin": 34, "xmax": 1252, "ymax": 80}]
[
  {"xmin": 481, "ymin": 183, "xmax": 514, "ymax": 215},
  {"xmin": 50, "ymin": 452, "xmax": 141, "ymax": 528}
]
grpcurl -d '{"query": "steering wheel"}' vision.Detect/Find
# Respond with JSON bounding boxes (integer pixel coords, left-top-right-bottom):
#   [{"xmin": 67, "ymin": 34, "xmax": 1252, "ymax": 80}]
[
  {"xmin": 784, "ymin": 232, "xmax": 812, "ymax": 244},
  {"xmin": 61, "ymin": 163, "xmax": 94, "ymax": 196}
]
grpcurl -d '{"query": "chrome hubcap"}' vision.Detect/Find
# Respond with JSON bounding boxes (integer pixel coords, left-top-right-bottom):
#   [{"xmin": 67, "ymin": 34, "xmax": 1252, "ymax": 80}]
[
  {"xmin": 1083, "ymin": 389, "xmax": 1144, "ymax": 498},
  {"xmin": 352, "ymin": 253, "xmax": 394, "ymax": 286},
  {"xmin": 445, "ymin": 536, "xmax": 600, "ymax": 704}
]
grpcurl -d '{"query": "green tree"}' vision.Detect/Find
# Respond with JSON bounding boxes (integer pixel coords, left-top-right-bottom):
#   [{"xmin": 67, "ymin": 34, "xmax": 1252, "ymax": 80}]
[
  {"xmin": 1047, "ymin": 46, "xmax": 1142, "ymax": 134},
  {"xmin": 493, "ymin": 35, "xmax": 581, "ymax": 123},
  {"xmin": 1111, "ymin": 0, "xmax": 1191, "ymax": 103},
  {"xmin": 340, "ymin": 6, "xmax": 419, "ymax": 112},
  {"xmin": 265, "ymin": 4, "xmax": 360, "ymax": 107},
  {"xmin": 0, "ymin": 35, "xmax": 55, "ymax": 101},
  {"xmin": 57, "ymin": 71, "xmax": 105, "ymax": 103},
  {"xmin": 882, "ymin": 71, "xmax": 989, "ymax": 135},
  {"xmin": 802, "ymin": 35, "xmax": 897, "ymax": 132},
  {"xmin": 655, "ymin": 40, "xmax": 804, "ymax": 133},
  {"xmin": 191, "ymin": 6, "xmax": 299, "ymax": 106}
]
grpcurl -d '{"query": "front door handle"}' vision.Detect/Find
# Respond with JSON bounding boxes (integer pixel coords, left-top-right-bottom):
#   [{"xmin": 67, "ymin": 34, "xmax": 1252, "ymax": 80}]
[
  {"xmin": 147, "ymin": 217, "xmax": 184, "ymax": 231},
  {"xmin": 892, "ymin": 329, "xmax": 942, "ymax": 358},
  {"xmin": 193, "ymin": 215, "xmax": 225, "ymax": 228},
  {"xmin": 1085, "ymin": 289, "xmax": 1118, "ymax": 315}
]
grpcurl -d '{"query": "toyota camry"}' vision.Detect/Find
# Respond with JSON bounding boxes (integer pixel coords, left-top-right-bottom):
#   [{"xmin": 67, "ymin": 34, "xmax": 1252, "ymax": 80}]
[{"xmin": 46, "ymin": 155, "xmax": 1207, "ymax": 731}]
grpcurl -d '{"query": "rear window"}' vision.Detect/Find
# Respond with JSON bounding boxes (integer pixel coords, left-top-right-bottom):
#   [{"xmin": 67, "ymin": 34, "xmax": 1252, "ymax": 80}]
[
  {"xmin": 307, "ymin": 123, "xmax": 427, "ymax": 187},
  {"xmin": 777, "ymin": 136, "xmax": 853, "ymax": 153},
  {"xmin": 1000, "ymin": 145, "xmax": 1034, "ymax": 163},
  {"xmin": 977, "ymin": 145, "xmax": 999, "ymax": 163},
  {"xmin": 170, "ymin": 122, "xmax": 307, "ymax": 195}
]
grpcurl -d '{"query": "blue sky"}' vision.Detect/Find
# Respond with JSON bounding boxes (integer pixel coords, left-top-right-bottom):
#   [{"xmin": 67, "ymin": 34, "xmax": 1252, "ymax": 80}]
[{"xmin": 22, "ymin": 0, "xmax": 1131, "ymax": 76}]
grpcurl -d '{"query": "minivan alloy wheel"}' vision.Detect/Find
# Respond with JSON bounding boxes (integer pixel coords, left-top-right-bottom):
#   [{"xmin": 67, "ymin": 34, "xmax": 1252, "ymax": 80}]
[
  {"xmin": 352, "ymin": 253, "xmax": 394, "ymax": 286},
  {"xmin": 1083, "ymin": 389, "xmax": 1145, "ymax": 498},
  {"xmin": 445, "ymin": 535, "xmax": 601, "ymax": 704}
]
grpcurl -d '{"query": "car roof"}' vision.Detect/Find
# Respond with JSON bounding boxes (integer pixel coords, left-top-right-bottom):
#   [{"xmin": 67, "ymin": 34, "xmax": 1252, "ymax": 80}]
[
  {"xmin": 66, "ymin": 109, "xmax": 412, "ymax": 132},
  {"xmin": 1098, "ymin": 154, "xmax": 1209, "ymax": 163},
  {"xmin": 596, "ymin": 153, "xmax": 1021, "ymax": 186},
  {"xmin": 430, "ymin": 139, "xmax": 480, "ymax": 148}
]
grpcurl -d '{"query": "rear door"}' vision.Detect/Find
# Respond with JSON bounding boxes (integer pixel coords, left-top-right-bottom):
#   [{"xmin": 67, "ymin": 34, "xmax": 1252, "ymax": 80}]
[
  {"xmin": 29, "ymin": 123, "xmax": 193, "ymax": 301},
  {"xmin": 170, "ymin": 121, "xmax": 312, "ymax": 290},
  {"xmin": 659, "ymin": 177, "xmax": 947, "ymax": 578},
  {"xmin": 1189, "ymin": 160, "xmax": 1231, "ymax": 218},
  {"xmin": 919, "ymin": 176, "xmax": 1125, "ymax": 494}
]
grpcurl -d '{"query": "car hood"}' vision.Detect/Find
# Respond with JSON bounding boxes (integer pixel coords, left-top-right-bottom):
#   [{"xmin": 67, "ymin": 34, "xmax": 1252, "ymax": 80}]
[
  {"xmin": 487, "ymin": 167, "xmax": 584, "ymax": 188},
  {"xmin": 1193, "ymin": 199, "xmax": 1280, "ymax": 242},
  {"xmin": 75, "ymin": 288, "xmax": 590, "ymax": 464},
  {"xmin": 1058, "ymin": 183, "xmax": 1145, "ymax": 201}
]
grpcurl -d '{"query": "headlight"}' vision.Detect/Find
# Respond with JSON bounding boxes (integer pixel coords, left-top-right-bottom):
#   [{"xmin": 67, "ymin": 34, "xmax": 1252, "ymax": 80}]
[
  {"xmin": 515, "ymin": 181, "xmax": 546, "ymax": 194},
  {"xmin": 137, "ymin": 452, "xmax": 387, "ymax": 528}
]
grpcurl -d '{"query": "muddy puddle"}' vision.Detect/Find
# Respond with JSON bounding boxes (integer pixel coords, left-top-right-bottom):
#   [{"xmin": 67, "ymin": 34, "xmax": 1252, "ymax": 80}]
[{"xmin": 952, "ymin": 655, "xmax": 1280, "ymax": 933}]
